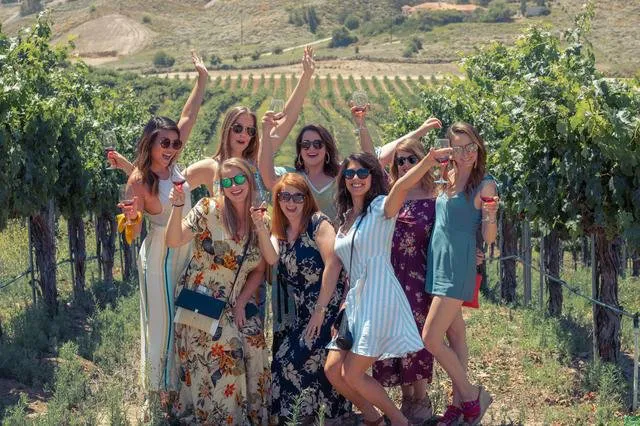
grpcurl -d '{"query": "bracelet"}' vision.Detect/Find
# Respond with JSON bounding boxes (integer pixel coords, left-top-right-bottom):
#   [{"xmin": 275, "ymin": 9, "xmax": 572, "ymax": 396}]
[
  {"xmin": 315, "ymin": 305, "xmax": 328, "ymax": 314},
  {"xmin": 172, "ymin": 203, "xmax": 185, "ymax": 208}
]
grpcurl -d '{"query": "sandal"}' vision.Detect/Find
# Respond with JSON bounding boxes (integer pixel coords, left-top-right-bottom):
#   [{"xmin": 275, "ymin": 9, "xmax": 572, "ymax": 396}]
[
  {"xmin": 409, "ymin": 395, "xmax": 433, "ymax": 423},
  {"xmin": 436, "ymin": 405, "xmax": 463, "ymax": 426},
  {"xmin": 361, "ymin": 416, "xmax": 386, "ymax": 426},
  {"xmin": 461, "ymin": 386, "xmax": 493, "ymax": 425}
]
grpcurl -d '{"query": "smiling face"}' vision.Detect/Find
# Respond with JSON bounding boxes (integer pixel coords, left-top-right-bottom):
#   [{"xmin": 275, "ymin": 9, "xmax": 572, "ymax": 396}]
[
  {"xmin": 298, "ymin": 129, "xmax": 326, "ymax": 169},
  {"xmin": 277, "ymin": 184, "xmax": 305, "ymax": 222},
  {"xmin": 150, "ymin": 129, "xmax": 181, "ymax": 168},
  {"xmin": 344, "ymin": 160, "xmax": 372, "ymax": 198},
  {"xmin": 450, "ymin": 132, "xmax": 479, "ymax": 170},
  {"xmin": 220, "ymin": 165, "xmax": 249, "ymax": 204},
  {"xmin": 228, "ymin": 112, "xmax": 256, "ymax": 158}
]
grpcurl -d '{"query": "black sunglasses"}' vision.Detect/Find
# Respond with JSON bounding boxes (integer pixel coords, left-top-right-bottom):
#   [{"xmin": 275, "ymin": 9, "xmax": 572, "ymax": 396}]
[
  {"xmin": 300, "ymin": 139, "xmax": 324, "ymax": 150},
  {"xmin": 158, "ymin": 138, "xmax": 183, "ymax": 150},
  {"xmin": 220, "ymin": 174, "xmax": 247, "ymax": 188},
  {"xmin": 343, "ymin": 168, "xmax": 371, "ymax": 180},
  {"xmin": 277, "ymin": 191, "xmax": 305, "ymax": 204},
  {"xmin": 396, "ymin": 155, "xmax": 419, "ymax": 167},
  {"xmin": 231, "ymin": 123, "xmax": 257, "ymax": 137}
]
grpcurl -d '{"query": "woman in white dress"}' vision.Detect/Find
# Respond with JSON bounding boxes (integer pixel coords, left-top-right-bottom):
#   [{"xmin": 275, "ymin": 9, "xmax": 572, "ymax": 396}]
[
  {"xmin": 117, "ymin": 53, "xmax": 208, "ymax": 398},
  {"xmin": 323, "ymin": 150, "xmax": 447, "ymax": 426}
]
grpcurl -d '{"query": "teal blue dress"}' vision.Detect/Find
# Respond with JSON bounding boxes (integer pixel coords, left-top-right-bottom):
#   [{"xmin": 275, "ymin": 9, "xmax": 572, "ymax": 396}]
[{"xmin": 427, "ymin": 176, "xmax": 495, "ymax": 301}]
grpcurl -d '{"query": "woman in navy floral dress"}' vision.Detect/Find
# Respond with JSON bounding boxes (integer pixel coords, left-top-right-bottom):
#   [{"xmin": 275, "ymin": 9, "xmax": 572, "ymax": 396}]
[{"xmin": 252, "ymin": 172, "xmax": 351, "ymax": 425}]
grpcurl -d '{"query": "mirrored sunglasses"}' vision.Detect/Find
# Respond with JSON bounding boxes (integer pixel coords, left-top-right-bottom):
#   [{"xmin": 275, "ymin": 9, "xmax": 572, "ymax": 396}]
[
  {"xmin": 452, "ymin": 142, "xmax": 479, "ymax": 156},
  {"xmin": 220, "ymin": 174, "xmax": 247, "ymax": 188}
]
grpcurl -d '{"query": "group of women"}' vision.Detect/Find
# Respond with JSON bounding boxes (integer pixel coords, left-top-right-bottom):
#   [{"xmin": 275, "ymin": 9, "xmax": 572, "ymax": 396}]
[{"xmin": 113, "ymin": 48, "xmax": 499, "ymax": 426}]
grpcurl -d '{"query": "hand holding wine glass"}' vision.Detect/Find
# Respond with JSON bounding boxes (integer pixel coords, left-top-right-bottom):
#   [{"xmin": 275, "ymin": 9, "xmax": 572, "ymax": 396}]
[
  {"xmin": 480, "ymin": 187, "xmax": 499, "ymax": 223},
  {"xmin": 171, "ymin": 164, "xmax": 186, "ymax": 192},
  {"xmin": 117, "ymin": 185, "xmax": 138, "ymax": 224},
  {"xmin": 102, "ymin": 130, "xmax": 117, "ymax": 170},
  {"xmin": 433, "ymin": 138, "xmax": 451, "ymax": 185},
  {"xmin": 350, "ymin": 91, "xmax": 369, "ymax": 130},
  {"xmin": 269, "ymin": 98, "xmax": 285, "ymax": 139}
]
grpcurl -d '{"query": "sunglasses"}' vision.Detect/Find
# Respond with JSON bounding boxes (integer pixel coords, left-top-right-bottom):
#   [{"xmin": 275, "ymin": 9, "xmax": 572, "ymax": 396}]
[
  {"xmin": 220, "ymin": 174, "xmax": 247, "ymax": 188},
  {"xmin": 343, "ymin": 168, "xmax": 371, "ymax": 180},
  {"xmin": 158, "ymin": 138, "xmax": 183, "ymax": 150},
  {"xmin": 396, "ymin": 155, "xmax": 419, "ymax": 167},
  {"xmin": 300, "ymin": 139, "xmax": 324, "ymax": 150},
  {"xmin": 452, "ymin": 142, "xmax": 479, "ymax": 156},
  {"xmin": 277, "ymin": 191, "xmax": 305, "ymax": 204},
  {"xmin": 231, "ymin": 123, "xmax": 257, "ymax": 137}
]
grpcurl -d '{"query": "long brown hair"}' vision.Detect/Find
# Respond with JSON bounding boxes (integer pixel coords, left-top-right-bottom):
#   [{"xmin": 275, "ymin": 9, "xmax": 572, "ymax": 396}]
[
  {"xmin": 133, "ymin": 116, "xmax": 180, "ymax": 195},
  {"xmin": 446, "ymin": 122, "xmax": 487, "ymax": 197},
  {"xmin": 294, "ymin": 124, "xmax": 340, "ymax": 177},
  {"xmin": 389, "ymin": 137, "xmax": 435, "ymax": 194},
  {"xmin": 335, "ymin": 152, "xmax": 388, "ymax": 227},
  {"xmin": 213, "ymin": 106, "xmax": 259, "ymax": 163},
  {"xmin": 271, "ymin": 173, "xmax": 319, "ymax": 241},
  {"xmin": 217, "ymin": 157, "xmax": 257, "ymax": 244}
]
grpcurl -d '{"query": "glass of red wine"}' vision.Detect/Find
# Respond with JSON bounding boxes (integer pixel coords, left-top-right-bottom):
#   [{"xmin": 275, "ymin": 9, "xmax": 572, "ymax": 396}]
[
  {"xmin": 434, "ymin": 138, "xmax": 450, "ymax": 185},
  {"xmin": 250, "ymin": 188, "xmax": 267, "ymax": 215},
  {"xmin": 118, "ymin": 184, "xmax": 135, "ymax": 223},
  {"xmin": 102, "ymin": 130, "xmax": 117, "ymax": 170},
  {"xmin": 172, "ymin": 164, "xmax": 186, "ymax": 192}
]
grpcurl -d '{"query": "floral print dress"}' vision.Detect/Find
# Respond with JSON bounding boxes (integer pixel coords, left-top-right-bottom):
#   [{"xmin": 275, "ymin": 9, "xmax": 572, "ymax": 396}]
[
  {"xmin": 270, "ymin": 213, "xmax": 351, "ymax": 424},
  {"xmin": 372, "ymin": 198, "xmax": 435, "ymax": 386},
  {"xmin": 172, "ymin": 198, "xmax": 270, "ymax": 425}
]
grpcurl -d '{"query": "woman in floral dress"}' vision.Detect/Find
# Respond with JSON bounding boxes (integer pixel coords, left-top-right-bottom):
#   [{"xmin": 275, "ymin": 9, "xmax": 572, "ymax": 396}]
[
  {"xmin": 252, "ymin": 172, "xmax": 351, "ymax": 425},
  {"xmin": 166, "ymin": 158, "xmax": 271, "ymax": 425}
]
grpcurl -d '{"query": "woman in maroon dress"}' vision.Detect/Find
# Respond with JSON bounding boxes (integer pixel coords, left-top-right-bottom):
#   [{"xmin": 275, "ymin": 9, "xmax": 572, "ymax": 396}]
[{"xmin": 370, "ymin": 134, "xmax": 439, "ymax": 424}]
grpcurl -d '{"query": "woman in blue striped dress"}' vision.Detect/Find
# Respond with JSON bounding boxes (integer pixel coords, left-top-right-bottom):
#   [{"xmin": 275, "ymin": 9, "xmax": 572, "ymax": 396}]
[{"xmin": 324, "ymin": 150, "xmax": 449, "ymax": 426}]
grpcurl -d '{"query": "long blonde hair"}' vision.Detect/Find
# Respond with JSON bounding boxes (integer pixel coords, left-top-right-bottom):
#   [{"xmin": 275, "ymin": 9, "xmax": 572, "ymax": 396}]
[
  {"xmin": 217, "ymin": 157, "xmax": 257, "ymax": 243},
  {"xmin": 213, "ymin": 106, "xmax": 258, "ymax": 163},
  {"xmin": 389, "ymin": 137, "xmax": 435, "ymax": 194},
  {"xmin": 446, "ymin": 122, "xmax": 487, "ymax": 197}
]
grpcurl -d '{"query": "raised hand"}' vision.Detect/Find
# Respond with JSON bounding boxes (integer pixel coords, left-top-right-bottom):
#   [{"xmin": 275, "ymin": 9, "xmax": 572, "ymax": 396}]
[
  {"xmin": 302, "ymin": 45, "xmax": 315, "ymax": 77},
  {"xmin": 191, "ymin": 50, "xmax": 208, "ymax": 78},
  {"xmin": 262, "ymin": 111, "xmax": 283, "ymax": 140},
  {"xmin": 419, "ymin": 117, "xmax": 443, "ymax": 134}
]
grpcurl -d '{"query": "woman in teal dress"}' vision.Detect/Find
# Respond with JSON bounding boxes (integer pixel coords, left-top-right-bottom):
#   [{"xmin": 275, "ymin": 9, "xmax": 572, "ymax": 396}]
[{"xmin": 423, "ymin": 122, "xmax": 498, "ymax": 425}]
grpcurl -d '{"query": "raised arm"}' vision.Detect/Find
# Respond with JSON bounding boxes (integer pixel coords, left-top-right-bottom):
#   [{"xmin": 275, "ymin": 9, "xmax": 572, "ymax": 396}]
[
  {"xmin": 304, "ymin": 220, "xmax": 342, "ymax": 340},
  {"xmin": 165, "ymin": 188, "xmax": 198, "ymax": 248},
  {"xmin": 384, "ymin": 146, "xmax": 451, "ymax": 218},
  {"xmin": 377, "ymin": 117, "xmax": 442, "ymax": 169},
  {"xmin": 177, "ymin": 51, "xmax": 208, "ymax": 144},
  {"xmin": 257, "ymin": 112, "xmax": 280, "ymax": 191},
  {"xmin": 184, "ymin": 158, "xmax": 217, "ymax": 196},
  {"xmin": 270, "ymin": 46, "xmax": 315, "ymax": 151},
  {"xmin": 352, "ymin": 104, "xmax": 375, "ymax": 155}
]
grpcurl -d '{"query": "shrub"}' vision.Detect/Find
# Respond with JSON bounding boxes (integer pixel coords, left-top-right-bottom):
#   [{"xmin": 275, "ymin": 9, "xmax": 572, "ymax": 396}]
[
  {"xmin": 19, "ymin": 0, "xmax": 43, "ymax": 16},
  {"xmin": 210, "ymin": 54, "xmax": 222, "ymax": 66},
  {"xmin": 344, "ymin": 15, "xmax": 360, "ymax": 30},
  {"xmin": 329, "ymin": 27, "xmax": 358, "ymax": 48},
  {"xmin": 232, "ymin": 53, "xmax": 240, "ymax": 62},
  {"xmin": 251, "ymin": 50, "xmax": 261, "ymax": 61},
  {"xmin": 142, "ymin": 15, "xmax": 151, "ymax": 24},
  {"xmin": 476, "ymin": 0, "xmax": 516, "ymax": 22},
  {"xmin": 153, "ymin": 51, "xmax": 175, "ymax": 67},
  {"xmin": 272, "ymin": 46, "xmax": 283, "ymax": 55}
]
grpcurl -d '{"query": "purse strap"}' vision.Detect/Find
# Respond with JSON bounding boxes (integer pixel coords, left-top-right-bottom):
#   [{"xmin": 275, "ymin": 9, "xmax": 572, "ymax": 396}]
[
  {"xmin": 226, "ymin": 233, "xmax": 252, "ymax": 305},
  {"xmin": 348, "ymin": 215, "xmax": 364, "ymax": 279}
]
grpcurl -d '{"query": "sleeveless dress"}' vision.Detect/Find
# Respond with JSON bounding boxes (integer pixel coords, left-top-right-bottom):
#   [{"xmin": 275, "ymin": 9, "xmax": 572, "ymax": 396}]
[
  {"xmin": 427, "ymin": 176, "xmax": 495, "ymax": 301},
  {"xmin": 173, "ymin": 198, "xmax": 270, "ymax": 425},
  {"xmin": 373, "ymin": 198, "xmax": 435, "ymax": 386},
  {"xmin": 328, "ymin": 195, "xmax": 424, "ymax": 358},
  {"xmin": 137, "ymin": 166, "xmax": 192, "ymax": 392},
  {"xmin": 270, "ymin": 213, "xmax": 350, "ymax": 424}
]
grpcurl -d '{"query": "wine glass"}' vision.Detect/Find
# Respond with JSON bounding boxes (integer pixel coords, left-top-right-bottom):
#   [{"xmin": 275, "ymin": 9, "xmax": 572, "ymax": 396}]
[
  {"xmin": 434, "ymin": 138, "xmax": 450, "ymax": 185},
  {"xmin": 102, "ymin": 130, "xmax": 117, "ymax": 170},
  {"xmin": 172, "ymin": 164, "xmax": 186, "ymax": 192},
  {"xmin": 269, "ymin": 98, "xmax": 285, "ymax": 139},
  {"xmin": 350, "ymin": 91, "xmax": 368, "ymax": 131},
  {"xmin": 118, "ymin": 184, "xmax": 135, "ymax": 223},
  {"xmin": 250, "ymin": 187, "xmax": 267, "ymax": 214}
]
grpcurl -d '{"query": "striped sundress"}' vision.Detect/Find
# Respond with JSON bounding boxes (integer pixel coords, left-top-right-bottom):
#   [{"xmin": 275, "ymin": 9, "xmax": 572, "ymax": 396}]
[
  {"xmin": 328, "ymin": 195, "xmax": 424, "ymax": 359},
  {"xmin": 137, "ymin": 166, "xmax": 192, "ymax": 391}
]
